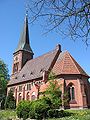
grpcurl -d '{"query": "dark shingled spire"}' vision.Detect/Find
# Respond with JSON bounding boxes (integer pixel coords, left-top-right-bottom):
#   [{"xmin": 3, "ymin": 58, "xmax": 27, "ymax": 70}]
[{"xmin": 14, "ymin": 15, "xmax": 34, "ymax": 54}]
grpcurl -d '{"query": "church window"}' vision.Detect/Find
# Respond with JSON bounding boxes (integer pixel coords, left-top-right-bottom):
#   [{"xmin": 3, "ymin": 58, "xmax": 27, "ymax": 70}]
[
  {"xmin": 13, "ymin": 63, "xmax": 19, "ymax": 73},
  {"xmin": 68, "ymin": 84, "xmax": 75, "ymax": 101},
  {"xmin": 72, "ymin": 87, "xmax": 75, "ymax": 100},
  {"xmin": 10, "ymin": 87, "xmax": 15, "ymax": 93},
  {"xmin": 38, "ymin": 81, "xmax": 41, "ymax": 85},
  {"xmin": 18, "ymin": 93, "xmax": 22, "ymax": 102},
  {"xmin": 27, "ymin": 84, "xmax": 31, "ymax": 90},
  {"xmin": 19, "ymin": 85, "xmax": 22, "ymax": 92},
  {"xmin": 31, "ymin": 95, "xmax": 36, "ymax": 100},
  {"xmin": 26, "ymin": 92, "xmax": 30, "ymax": 100},
  {"xmin": 31, "ymin": 92, "xmax": 36, "ymax": 100}
]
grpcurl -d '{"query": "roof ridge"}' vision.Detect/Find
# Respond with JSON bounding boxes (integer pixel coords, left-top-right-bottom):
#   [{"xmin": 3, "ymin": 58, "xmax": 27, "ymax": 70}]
[
  {"xmin": 26, "ymin": 48, "xmax": 59, "ymax": 64},
  {"xmin": 61, "ymin": 51, "xmax": 66, "ymax": 73}
]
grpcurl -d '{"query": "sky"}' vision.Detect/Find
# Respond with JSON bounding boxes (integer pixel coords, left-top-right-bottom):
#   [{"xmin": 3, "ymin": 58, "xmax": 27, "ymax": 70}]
[{"xmin": 0, "ymin": 0, "xmax": 90, "ymax": 78}]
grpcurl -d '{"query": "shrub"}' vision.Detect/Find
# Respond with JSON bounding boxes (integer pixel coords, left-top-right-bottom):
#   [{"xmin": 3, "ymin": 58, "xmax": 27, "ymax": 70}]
[
  {"xmin": 63, "ymin": 110, "xmax": 73, "ymax": 117},
  {"xmin": 47, "ymin": 109, "xmax": 59, "ymax": 118},
  {"xmin": 16, "ymin": 97, "xmax": 72, "ymax": 120},
  {"xmin": 47, "ymin": 109, "xmax": 71, "ymax": 118},
  {"xmin": 16, "ymin": 100, "xmax": 30, "ymax": 120},
  {"xmin": 29, "ymin": 97, "xmax": 51, "ymax": 120}
]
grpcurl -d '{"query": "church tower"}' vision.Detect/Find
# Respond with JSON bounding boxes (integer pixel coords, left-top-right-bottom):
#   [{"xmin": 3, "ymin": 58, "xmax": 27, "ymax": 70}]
[{"xmin": 12, "ymin": 15, "xmax": 34, "ymax": 74}]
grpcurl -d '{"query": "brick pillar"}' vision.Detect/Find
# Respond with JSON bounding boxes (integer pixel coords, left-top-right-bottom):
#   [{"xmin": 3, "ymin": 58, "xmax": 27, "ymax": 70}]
[
  {"xmin": 61, "ymin": 79, "xmax": 65, "ymax": 109},
  {"xmin": 78, "ymin": 79, "xmax": 87, "ymax": 108}
]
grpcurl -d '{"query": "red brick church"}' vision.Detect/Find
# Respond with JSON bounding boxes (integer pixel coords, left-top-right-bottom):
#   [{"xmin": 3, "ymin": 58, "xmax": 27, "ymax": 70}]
[{"xmin": 7, "ymin": 15, "xmax": 90, "ymax": 109}]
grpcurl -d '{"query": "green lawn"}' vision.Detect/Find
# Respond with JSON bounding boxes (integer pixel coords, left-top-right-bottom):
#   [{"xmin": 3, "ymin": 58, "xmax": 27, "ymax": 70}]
[
  {"xmin": 0, "ymin": 110, "xmax": 16, "ymax": 120},
  {"xmin": 48, "ymin": 109, "xmax": 90, "ymax": 120},
  {"xmin": 0, "ymin": 109, "xmax": 90, "ymax": 120}
]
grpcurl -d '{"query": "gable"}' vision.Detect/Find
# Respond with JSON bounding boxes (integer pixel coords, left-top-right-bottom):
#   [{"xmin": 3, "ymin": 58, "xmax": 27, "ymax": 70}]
[{"xmin": 53, "ymin": 51, "xmax": 89, "ymax": 77}]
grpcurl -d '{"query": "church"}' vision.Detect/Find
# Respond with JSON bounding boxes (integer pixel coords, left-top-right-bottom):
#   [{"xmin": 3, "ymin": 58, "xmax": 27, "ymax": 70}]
[{"xmin": 7, "ymin": 15, "xmax": 90, "ymax": 109}]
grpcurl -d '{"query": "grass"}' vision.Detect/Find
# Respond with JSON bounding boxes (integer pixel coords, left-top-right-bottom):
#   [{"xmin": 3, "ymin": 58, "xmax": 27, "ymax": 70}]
[
  {"xmin": 48, "ymin": 109, "xmax": 90, "ymax": 120},
  {"xmin": 0, "ymin": 109, "xmax": 90, "ymax": 120},
  {"xmin": 0, "ymin": 110, "xmax": 16, "ymax": 120}
]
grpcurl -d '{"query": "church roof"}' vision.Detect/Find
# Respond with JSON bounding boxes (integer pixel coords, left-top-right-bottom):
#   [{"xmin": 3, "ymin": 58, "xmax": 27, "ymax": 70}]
[
  {"xmin": 14, "ymin": 16, "xmax": 33, "ymax": 54},
  {"xmin": 40, "ymin": 51, "xmax": 89, "ymax": 93},
  {"xmin": 8, "ymin": 45, "xmax": 60, "ymax": 86},
  {"xmin": 8, "ymin": 46, "xmax": 89, "ymax": 86},
  {"xmin": 53, "ymin": 51, "xmax": 88, "ymax": 77}
]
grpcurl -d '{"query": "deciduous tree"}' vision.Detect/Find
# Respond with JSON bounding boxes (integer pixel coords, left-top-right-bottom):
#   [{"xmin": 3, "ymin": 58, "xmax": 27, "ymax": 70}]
[
  {"xmin": 5, "ymin": 90, "xmax": 16, "ymax": 109},
  {"xmin": 28, "ymin": 0, "xmax": 90, "ymax": 45},
  {"xmin": 0, "ymin": 59, "xmax": 9, "ymax": 109}
]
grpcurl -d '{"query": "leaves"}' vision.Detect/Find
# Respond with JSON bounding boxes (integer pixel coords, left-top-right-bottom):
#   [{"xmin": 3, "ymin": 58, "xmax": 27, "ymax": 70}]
[
  {"xmin": 44, "ymin": 72, "xmax": 62, "ymax": 109},
  {"xmin": 0, "ymin": 59, "xmax": 9, "ymax": 102},
  {"xmin": 5, "ymin": 90, "xmax": 16, "ymax": 109}
]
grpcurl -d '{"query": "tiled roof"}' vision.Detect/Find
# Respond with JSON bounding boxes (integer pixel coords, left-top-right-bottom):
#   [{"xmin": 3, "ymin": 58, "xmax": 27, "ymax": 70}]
[
  {"xmin": 53, "ymin": 51, "xmax": 89, "ymax": 77},
  {"xmin": 8, "ymin": 46, "xmax": 89, "ymax": 86},
  {"xmin": 40, "ymin": 51, "xmax": 89, "ymax": 93},
  {"xmin": 8, "ymin": 46, "xmax": 60, "ymax": 86}
]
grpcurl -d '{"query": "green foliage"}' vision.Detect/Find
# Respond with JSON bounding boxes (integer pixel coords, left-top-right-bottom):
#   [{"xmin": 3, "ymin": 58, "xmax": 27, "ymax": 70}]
[
  {"xmin": 0, "ymin": 59, "xmax": 9, "ymax": 80},
  {"xmin": 1, "ymin": 96, "xmax": 6, "ymax": 109},
  {"xmin": 1, "ymin": 109, "xmax": 90, "ymax": 120},
  {"xmin": 16, "ymin": 97, "xmax": 51, "ymax": 120},
  {"xmin": 16, "ymin": 100, "xmax": 30, "ymax": 120},
  {"xmin": 0, "ymin": 110, "xmax": 16, "ymax": 120},
  {"xmin": 45, "ymin": 72, "xmax": 62, "ymax": 109},
  {"xmin": 5, "ymin": 90, "xmax": 16, "ymax": 109},
  {"xmin": 48, "ymin": 110, "xmax": 90, "ymax": 120},
  {"xmin": 0, "ymin": 58, "xmax": 9, "ymax": 109},
  {"xmin": 29, "ymin": 97, "xmax": 50, "ymax": 120},
  {"xmin": 47, "ymin": 109, "xmax": 65, "ymax": 118},
  {"xmin": 48, "ymin": 72, "xmax": 56, "ymax": 80}
]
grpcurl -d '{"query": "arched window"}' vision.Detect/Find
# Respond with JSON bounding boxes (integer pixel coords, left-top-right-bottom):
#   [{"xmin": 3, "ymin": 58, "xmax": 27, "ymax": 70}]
[
  {"xmin": 68, "ymin": 84, "xmax": 75, "ymax": 101},
  {"xmin": 31, "ymin": 95, "xmax": 36, "ymax": 100},
  {"xmin": 18, "ymin": 93, "xmax": 22, "ymax": 102},
  {"xmin": 26, "ymin": 92, "xmax": 30, "ymax": 100},
  {"xmin": 31, "ymin": 92, "xmax": 36, "ymax": 100},
  {"xmin": 13, "ymin": 63, "xmax": 19, "ymax": 73}
]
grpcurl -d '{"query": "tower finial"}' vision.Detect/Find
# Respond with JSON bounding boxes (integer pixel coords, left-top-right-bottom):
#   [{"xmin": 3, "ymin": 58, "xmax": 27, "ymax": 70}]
[{"xmin": 26, "ymin": 1, "xmax": 28, "ymax": 17}]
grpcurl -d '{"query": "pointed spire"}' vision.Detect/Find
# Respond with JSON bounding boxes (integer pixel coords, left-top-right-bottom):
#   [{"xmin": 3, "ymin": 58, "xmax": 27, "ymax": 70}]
[{"xmin": 14, "ymin": 15, "xmax": 34, "ymax": 55}]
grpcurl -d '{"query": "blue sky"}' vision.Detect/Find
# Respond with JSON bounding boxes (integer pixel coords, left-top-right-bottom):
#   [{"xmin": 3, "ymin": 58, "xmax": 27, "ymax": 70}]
[{"xmin": 0, "ymin": 0, "xmax": 90, "ymax": 78}]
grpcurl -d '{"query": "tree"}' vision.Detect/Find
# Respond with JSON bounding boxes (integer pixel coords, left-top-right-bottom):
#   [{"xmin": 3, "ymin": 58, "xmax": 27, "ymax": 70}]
[
  {"xmin": 44, "ymin": 72, "xmax": 62, "ymax": 109},
  {"xmin": 5, "ymin": 90, "xmax": 16, "ymax": 109},
  {"xmin": 45, "ymin": 80, "xmax": 62, "ymax": 109},
  {"xmin": 0, "ymin": 59, "xmax": 9, "ymax": 109},
  {"xmin": 27, "ymin": 0, "xmax": 90, "ymax": 45}
]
